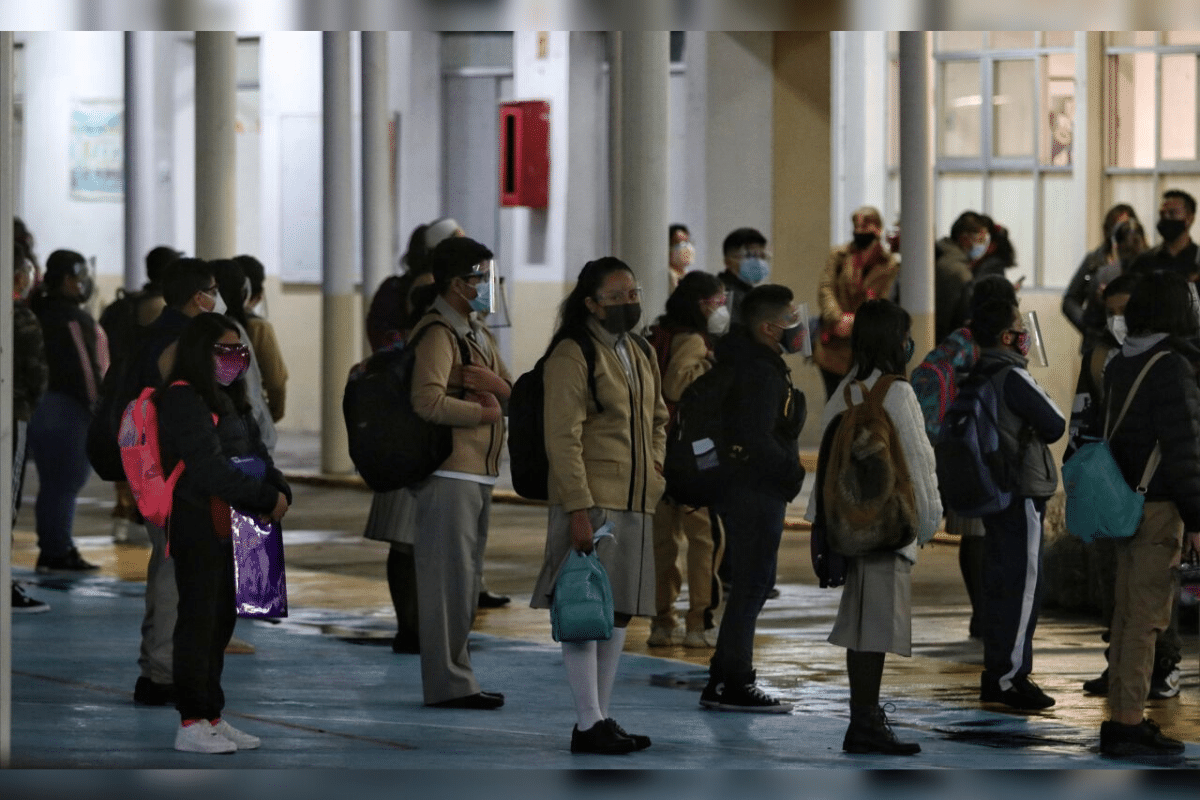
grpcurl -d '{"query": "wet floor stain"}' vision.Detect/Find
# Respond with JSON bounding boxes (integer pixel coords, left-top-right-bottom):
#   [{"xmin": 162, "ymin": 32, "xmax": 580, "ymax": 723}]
[{"xmin": 935, "ymin": 727, "xmax": 1084, "ymax": 749}]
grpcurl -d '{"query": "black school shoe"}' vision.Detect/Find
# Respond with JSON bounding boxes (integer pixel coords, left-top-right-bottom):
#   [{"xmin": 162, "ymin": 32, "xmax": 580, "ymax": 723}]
[
  {"xmin": 1100, "ymin": 719, "xmax": 1185, "ymax": 758},
  {"xmin": 478, "ymin": 591, "xmax": 511, "ymax": 609},
  {"xmin": 133, "ymin": 677, "xmax": 177, "ymax": 706},
  {"xmin": 606, "ymin": 718, "xmax": 651, "ymax": 750},
  {"xmin": 571, "ymin": 719, "xmax": 637, "ymax": 755},
  {"xmin": 843, "ymin": 704, "xmax": 921, "ymax": 756},
  {"xmin": 980, "ymin": 674, "xmax": 1055, "ymax": 710},
  {"xmin": 428, "ymin": 691, "xmax": 504, "ymax": 710},
  {"xmin": 35, "ymin": 547, "xmax": 99, "ymax": 574}
]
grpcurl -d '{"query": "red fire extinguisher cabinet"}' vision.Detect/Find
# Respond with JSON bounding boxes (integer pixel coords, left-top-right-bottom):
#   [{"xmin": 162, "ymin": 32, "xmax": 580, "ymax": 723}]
[{"xmin": 499, "ymin": 100, "xmax": 550, "ymax": 208}]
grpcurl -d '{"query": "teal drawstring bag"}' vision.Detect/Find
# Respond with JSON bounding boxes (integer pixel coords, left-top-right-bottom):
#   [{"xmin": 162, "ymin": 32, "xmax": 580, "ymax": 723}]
[
  {"xmin": 550, "ymin": 524, "xmax": 615, "ymax": 643},
  {"xmin": 1063, "ymin": 352, "xmax": 1166, "ymax": 543}
]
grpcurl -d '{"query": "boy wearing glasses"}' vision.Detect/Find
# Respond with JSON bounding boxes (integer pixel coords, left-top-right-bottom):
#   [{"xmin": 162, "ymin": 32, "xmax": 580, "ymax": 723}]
[
  {"xmin": 966, "ymin": 299, "xmax": 1065, "ymax": 711},
  {"xmin": 717, "ymin": 228, "xmax": 771, "ymax": 325}
]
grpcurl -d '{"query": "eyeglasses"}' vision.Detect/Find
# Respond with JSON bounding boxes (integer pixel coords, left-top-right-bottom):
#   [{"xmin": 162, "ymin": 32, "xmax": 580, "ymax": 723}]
[
  {"xmin": 595, "ymin": 287, "xmax": 643, "ymax": 304},
  {"xmin": 729, "ymin": 249, "xmax": 771, "ymax": 261}
]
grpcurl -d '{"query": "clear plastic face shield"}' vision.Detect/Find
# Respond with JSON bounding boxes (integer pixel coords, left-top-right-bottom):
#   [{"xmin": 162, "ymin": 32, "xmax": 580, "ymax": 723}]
[
  {"xmin": 776, "ymin": 302, "xmax": 812, "ymax": 357},
  {"xmin": 1023, "ymin": 310, "xmax": 1049, "ymax": 367},
  {"xmin": 465, "ymin": 259, "xmax": 496, "ymax": 315}
]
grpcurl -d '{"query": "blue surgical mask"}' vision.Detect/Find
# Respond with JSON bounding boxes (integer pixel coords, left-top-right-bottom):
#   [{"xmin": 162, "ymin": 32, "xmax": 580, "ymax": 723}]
[
  {"xmin": 469, "ymin": 280, "xmax": 491, "ymax": 314},
  {"xmin": 739, "ymin": 256, "xmax": 770, "ymax": 285},
  {"xmin": 968, "ymin": 235, "xmax": 990, "ymax": 261}
]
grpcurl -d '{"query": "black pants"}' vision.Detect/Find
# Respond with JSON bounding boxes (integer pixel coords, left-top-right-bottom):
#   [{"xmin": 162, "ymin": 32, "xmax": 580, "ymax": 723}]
[
  {"xmin": 171, "ymin": 502, "xmax": 237, "ymax": 722},
  {"xmin": 981, "ymin": 496, "xmax": 1046, "ymax": 690}
]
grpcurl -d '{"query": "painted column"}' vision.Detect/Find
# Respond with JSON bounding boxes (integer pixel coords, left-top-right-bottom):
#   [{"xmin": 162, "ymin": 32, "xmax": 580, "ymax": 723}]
[
  {"xmin": 1, "ymin": 30, "xmax": 13, "ymax": 769},
  {"xmin": 195, "ymin": 31, "xmax": 237, "ymax": 259},
  {"xmin": 617, "ymin": 32, "xmax": 670, "ymax": 332},
  {"xmin": 361, "ymin": 31, "xmax": 389, "ymax": 356},
  {"xmin": 322, "ymin": 32, "xmax": 356, "ymax": 474},
  {"xmin": 124, "ymin": 31, "xmax": 156, "ymax": 290},
  {"xmin": 898, "ymin": 32, "xmax": 935, "ymax": 356}
]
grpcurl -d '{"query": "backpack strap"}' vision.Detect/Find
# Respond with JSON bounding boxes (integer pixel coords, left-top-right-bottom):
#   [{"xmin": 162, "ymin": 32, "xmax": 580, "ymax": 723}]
[
  {"xmin": 408, "ymin": 315, "xmax": 472, "ymax": 397},
  {"xmin": 1104, "ymin": 351, "xmax": 1169, "ymax": 439},
  {"xmin": 571, "ymin": 332, "xmax": 605, "ymax": 414}
]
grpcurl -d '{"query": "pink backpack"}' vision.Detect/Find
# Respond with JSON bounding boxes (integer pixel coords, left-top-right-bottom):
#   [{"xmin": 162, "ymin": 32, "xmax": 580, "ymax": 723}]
[{"xmin": 118, "ymin": 381, "xmax": 213, "ymax": 528}]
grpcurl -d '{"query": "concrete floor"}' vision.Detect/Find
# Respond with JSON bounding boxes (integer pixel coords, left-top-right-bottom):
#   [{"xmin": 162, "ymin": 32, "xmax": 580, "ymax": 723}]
[{"xmin": 6, "ymin": 431, "xmax": 1199, "ymax": 779}]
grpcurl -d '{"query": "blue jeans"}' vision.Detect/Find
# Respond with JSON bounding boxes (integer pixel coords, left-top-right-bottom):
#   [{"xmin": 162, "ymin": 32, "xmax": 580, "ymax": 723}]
[
  {"xmin": 27, "ymin": 391, "xmax": 94, "ymax": 559},
  {"xmin": 708, "ymin": 486, "xmax": 786, "ymax": 686}
]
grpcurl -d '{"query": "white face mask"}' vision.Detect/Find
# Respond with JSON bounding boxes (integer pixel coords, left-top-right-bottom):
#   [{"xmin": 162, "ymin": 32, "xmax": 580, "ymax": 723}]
[
  {"xmin": 206, "ymin": 289, "xmax": 227, "ymax": 316},
  {"xmin": 707, "ymin": 304, "xmax": 731, "ymax": 335},
  {"xmin": 1107, "ymin": 314, "xmax": 1128, "ymax": 345}
]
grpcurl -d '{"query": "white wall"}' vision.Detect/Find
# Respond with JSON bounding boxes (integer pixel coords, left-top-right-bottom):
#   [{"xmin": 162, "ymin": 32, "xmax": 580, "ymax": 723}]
[
  {"xmin": 20, "ymin": 31, "xmax": 125, "ymax": 277},
  {"xmin": 831, "ymin": 30, "xmax": 888, "ymax": 246},
  {"xmin": 703, "ymin": 32, "xmax": 774, "ymax": 271}
]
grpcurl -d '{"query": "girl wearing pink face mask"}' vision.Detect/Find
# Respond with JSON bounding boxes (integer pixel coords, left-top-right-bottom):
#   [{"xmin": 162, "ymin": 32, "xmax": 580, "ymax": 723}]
[{"xmin": 154, "ymin": 313, "xmax": 291, "ymax": 754}]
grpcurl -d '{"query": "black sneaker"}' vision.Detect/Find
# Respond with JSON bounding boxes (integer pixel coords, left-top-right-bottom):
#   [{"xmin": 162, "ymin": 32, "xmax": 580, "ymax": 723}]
[
  {"xmin": 606, "ymin": 718, "xmax": 651, "ymax": 750},
  {"xmin": 1100, "ymin": 718, "xmax": 1185, "ymax": 758},
  {"xmin": 700, "ymin": 681, "xmax": 792, "ymax": 713},
  {"xmin": 571, "ymin": 720, "xmax": 637, "ymax": 754},
  {"xmin": 35, "ymin": 547, "xmax": 99, "ymax": 575},
  {"xmin": 133, "ymin": 676, "xmax": 177, "ymax": 706},
  {"xmin": 1148, "ymin": 667, "xmax": 1181, "ymax": 700},
  {"xmin": 11, "ymin": 583, "xmax": 49, "ymax": 614},
  {"xmin": 980, "ymin": 675, "xmax": 1055, "ymax": 710},
  {"xmin": 1082, "ymin": 668, "xmax": 1108, "ymax": 696}
]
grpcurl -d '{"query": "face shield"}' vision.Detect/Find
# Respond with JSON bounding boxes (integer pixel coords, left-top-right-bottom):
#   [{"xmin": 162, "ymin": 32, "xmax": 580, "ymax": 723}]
[
  {"xmin": 1023, "ymin": 310, "xmax": 1049, "ymax": 367},
  {"xmin": 465, "ymin": 259, "xmax": 496, "ymax": 315}
]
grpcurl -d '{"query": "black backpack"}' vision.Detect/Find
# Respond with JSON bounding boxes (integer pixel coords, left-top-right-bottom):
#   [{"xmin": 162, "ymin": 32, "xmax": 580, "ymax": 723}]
[
  {"xmin": 507, "ymin": 332, "xmax": 651, "ymax": 501},
  {"xmin": 86, "ymin": 325, "xmax": 155, "ymax": 482},
  {"xmin": 662, "ymin": 360, "xmax": 740, "ymax": 508},
  {"xmin": 342, "ymin": 318, "xmax": 470, "ymax": 492},
  {"xmin": 99, "ymin": 289, "xmax": 152, "ymax": 368}
]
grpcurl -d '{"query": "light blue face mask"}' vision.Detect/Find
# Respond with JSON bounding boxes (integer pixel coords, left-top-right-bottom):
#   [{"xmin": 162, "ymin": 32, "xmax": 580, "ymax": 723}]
[
  {"xmin": 739, "ymin": 256, "xmax": 770, "ymax": 285},
  {"xmin": 968, "ymin": 235, "xmax": 990, "ymax": 261},
  {"xmin": 469, "ymin": 279, "xmax": 491, "ymax": 313}
]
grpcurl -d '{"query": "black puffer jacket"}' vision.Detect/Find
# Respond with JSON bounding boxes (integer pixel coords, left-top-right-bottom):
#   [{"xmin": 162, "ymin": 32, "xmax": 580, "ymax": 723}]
[
  {"xmin": 30, "ymin": 293, "xmax": 104, "ymax": 410},
  {"xmin": 156, "ymin": 383, "xmax": 290, "ymax": 519},
  {"xmin": 1104, "ymin": 334, "xmax": 1200, "ymax": 531},
  {"xmin": 715, "ymin": 326, "xmax": 806, "ymax": 501}
]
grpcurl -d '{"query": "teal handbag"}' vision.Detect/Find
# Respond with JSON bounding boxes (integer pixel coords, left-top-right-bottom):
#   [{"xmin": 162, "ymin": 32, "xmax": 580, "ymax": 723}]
[
  {"xmin": 550, "ymin": 524, "xmax": 615, "ymax": 643},
  {"xmin": 1063, "ymin": 352, "xmax": 1166, "ymax": 543}
]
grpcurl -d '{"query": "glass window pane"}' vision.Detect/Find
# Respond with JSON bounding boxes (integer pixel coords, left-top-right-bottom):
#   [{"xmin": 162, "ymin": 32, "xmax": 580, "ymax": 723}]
[
  {"xmin": 987, "ymin": 175, "xmax": 1035, "ymax": 284},
  {"xmin": 994, "ymin": 60, "xmax": 1035, "ymax": 158},
  {"xmin": 1041, "ymin": 54, "xmax": 1076, "ymax": 166},
  {"xmin": 441, "ymin": 32, "xmax": 514, "ymax": 70},
  {"xmin": 236, "ymin": 38, "xmax": 259, "ymax": 87},
  {"xmin": 888, "ymin": 58, "xmax": 899, "ymax": 168},
  {"xmin": 991, "ymin": 32, "xmax": 1034, "ymax": 50},
  {"xmin": 1160, "ymin": 54, "xmax": 1197, "ymax": 161},
  {"xmin": 1165, "ymin": 32, "xmax": 1200, "ymax": 45},
  {"xmin": 937, "ymin": 32, "xmax": 984, "ymax": 53},
  {"xmin": 1107, "ymin": 52, "xmax": 1157, "ymax": 168},
  {"xmin": 1108, "ymin": 175, "xmax": 1158, "ymax": 233},
  {"xmin": 1108, "ymin": 32, "xmax": 1157, "ymax": 47},
  {"xmin": 1044, "ymin": 32, "xmax": 1074, "ymax": 48},
  {"xmin": 937, "ymin": 174, "xmax": 984, "ymax": 242},
  {"xmin": 1041, "ymin": 174, "xmax": 1075, "ymax": 287},
  {"xmin": 940, "ymin": 61, "xmax": 982, "ymax": 157}
]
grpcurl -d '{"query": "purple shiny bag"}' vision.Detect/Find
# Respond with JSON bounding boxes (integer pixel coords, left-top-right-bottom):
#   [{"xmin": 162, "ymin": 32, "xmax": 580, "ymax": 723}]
[{"xmin": 230, "ymin": 456, "xmax": 288, "ymax": 618}]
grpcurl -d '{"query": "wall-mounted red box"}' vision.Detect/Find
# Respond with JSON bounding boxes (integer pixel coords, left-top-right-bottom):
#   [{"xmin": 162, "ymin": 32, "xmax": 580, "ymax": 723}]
[{"xmin": 499, "ymin": 100, "xmax": 550, "ymax": 208}]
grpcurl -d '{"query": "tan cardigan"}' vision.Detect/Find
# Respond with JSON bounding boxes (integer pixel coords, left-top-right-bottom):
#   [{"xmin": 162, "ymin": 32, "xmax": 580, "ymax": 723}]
[
  {"xmin": 661, "ymin": 330, "xmax": 712, "ymax": 404},
  {"xmin": 814, "ymin": 242, "xmax": 899, "ymax": 375},
  {"xmin": 409, "ymin": 301, "xmax": 511, "ymax": 477},
  {"xmin": 247, "ymin": 316, "xmax": 288, "ymax": 422},
  {"xmin": 544, "ymin": 317, "xmax": 669, "ymax": 514}
]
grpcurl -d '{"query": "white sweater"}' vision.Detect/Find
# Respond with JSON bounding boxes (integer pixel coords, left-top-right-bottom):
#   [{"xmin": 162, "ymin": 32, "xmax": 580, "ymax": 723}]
[{"xmin": 804, "ymin": 368, "xmax": 943, "ymax": 564}]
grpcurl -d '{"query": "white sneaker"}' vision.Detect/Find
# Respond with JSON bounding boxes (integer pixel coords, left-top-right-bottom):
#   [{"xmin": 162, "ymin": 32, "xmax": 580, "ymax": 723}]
[
  {"xmin": 211, "ymin": 718, "xmax": 261, "ymax": 750},
  {"xmin": 683, "ymin": 629, "xmax": 717, "ymax": 649},
  {"xmin": 174, "ymin": 722, "xmax": 237, "ymax": 754}
]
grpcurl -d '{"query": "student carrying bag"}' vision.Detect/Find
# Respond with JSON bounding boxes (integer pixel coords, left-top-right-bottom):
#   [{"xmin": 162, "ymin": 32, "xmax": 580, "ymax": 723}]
[{"xmin": 1062, "ymin": 351, "xmax": 1167, "ymax": 543}]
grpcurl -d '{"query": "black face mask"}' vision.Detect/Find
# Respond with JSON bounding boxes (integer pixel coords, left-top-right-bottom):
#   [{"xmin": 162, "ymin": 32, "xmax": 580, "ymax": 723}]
[
  {"xmin": 1157, "ymin": 217, "xmax": 1187, "ymax": 242},
  {"xmin": 599, "ymin": 302, "xmax": 642, "ymax": 335},
  {"xmin": 852, "ymin": 232, "xmax": 878, "ymax": 251}
]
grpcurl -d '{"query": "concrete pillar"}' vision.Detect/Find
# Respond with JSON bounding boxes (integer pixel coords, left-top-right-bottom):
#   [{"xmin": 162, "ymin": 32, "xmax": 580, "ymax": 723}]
[
  {"xmin": 322, "ymin": 32, "xmax": 356, "ymax": 475},
  {"xmin": 1, "ymin": 29, "xmax": 14, "ymax": 769},
  {"xmin": 616, "ymin": 32, "xmax": 670, "ymax": 330},
  {"xmin": 195, "ymin": 32, "xmax": 237, "ymax": 260},
  {"xmin": 898, "ymin": 32, "xmax": 935, "ymax": 358},
  {"xmin": 124, "ymin": 31, "xmax": 156, "ymax": 290},
  {"xmin": 361, "ymin": 31, "xmax": 389, "ymax": 355}
]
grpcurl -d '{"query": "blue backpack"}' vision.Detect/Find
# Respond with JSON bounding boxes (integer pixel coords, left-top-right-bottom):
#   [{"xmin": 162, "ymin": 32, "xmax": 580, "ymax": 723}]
[
  {"xmin": 934, "ymin": 362, "xmax": 1016, "ymax": 517},
  {"xmin": 1063, "ymin": 352, "xmax": 1167, "ymax": 542}
]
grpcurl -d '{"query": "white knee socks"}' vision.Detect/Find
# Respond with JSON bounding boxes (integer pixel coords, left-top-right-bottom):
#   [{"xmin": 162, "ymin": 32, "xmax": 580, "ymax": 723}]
[
  {"xmin": 561, "ymin": 641, "xmax": 603, "ymax": 729},
  {"xmin": 596, "ymin": 627, "xmax": 627, "ymax": 718}
]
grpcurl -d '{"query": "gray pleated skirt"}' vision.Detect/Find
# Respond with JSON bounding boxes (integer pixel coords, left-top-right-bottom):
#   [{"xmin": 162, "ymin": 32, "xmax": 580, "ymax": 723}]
[
  {"xmin": 530, "ymin": 505, "xmax": 656, "ymax": 618},
  {"xmin": 362, "ymin": 488, "xmax": 419, "ymax": 546},
  {"xmin": 827, "ymin": 551, "xmax": 913, "ymax": 656}
]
